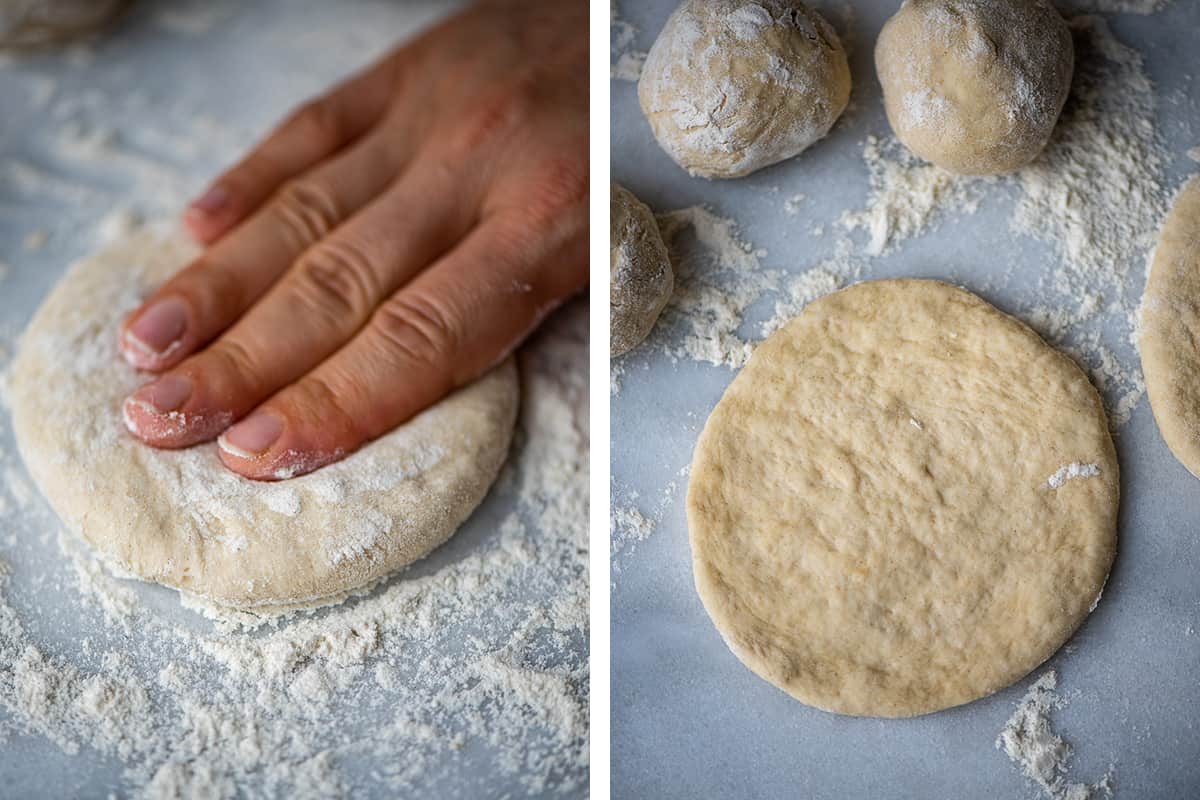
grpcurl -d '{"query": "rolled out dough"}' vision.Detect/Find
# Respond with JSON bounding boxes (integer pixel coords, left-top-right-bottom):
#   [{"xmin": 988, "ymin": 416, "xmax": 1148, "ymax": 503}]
[
  {"xmin": 687, "ymin": 279, "xmax": 1118, "ymax": 717},
  {"xmin": 1140, "ymin": 176, "xmax": 1200, "ymax": 479},
  {"xmin": 9, "ymin": 229, "xmax": 519, "ymax": 608}
]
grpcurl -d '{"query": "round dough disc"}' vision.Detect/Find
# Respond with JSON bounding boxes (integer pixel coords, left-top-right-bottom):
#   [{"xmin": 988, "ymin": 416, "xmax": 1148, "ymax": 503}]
[
  {"xmin": 1141, "ymin": 176, "xmax": 1200, "ymax": 478},
  {"xmin": 9, "ymin": 229, "xmax": 519, "ymax": 609},
  {"xmin": 687, "ymin": 279, "xmax": 1117, "ymax": 717}
]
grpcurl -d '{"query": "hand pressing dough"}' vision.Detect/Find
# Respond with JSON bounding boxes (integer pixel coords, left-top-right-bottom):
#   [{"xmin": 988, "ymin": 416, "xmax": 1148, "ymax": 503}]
[
  {"xmin": 1140, "ymin": 176, "xmax": 1200, "ymax": 478},
  {"xmin": 687, "ymin": 279, "xmax": 1117, "ymax": 717},
  {"xmin": 611, "ymin": 182, "xmax": 673, "ymax": 357},
  {"xmin": 9, "ymin": 229, "xmax": 519, "ymax": 609},
  {"xmin": 875, "ymin": 0, "xmax": 1073, "ymax": 175},
  {"xmin": 638, "ymin": 0, "xmax": 850, "ymax": 179}
]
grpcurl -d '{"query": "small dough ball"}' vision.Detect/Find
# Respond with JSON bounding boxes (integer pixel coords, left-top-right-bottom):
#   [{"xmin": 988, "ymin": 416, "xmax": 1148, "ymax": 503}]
[
  {"xmin": 875, "ymin": 0, "xmax": 1073, "ymax": 176},
  {"xmin": 638, "ymin": 0, "xmax": 851, "ymax": 179},
  {"xmin": 611, "ymin": 183, "xmax": 673, "ymax": 357}
]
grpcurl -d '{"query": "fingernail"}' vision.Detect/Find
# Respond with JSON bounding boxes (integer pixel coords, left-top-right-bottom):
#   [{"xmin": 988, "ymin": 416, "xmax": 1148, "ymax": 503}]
[
  {"xmin": 219, "ymin": 411, "xmax": 283, "ymax": 458},
  {"xmin": 130, "ymin": 374, "xmax": 192, "ymax": 413},
  {"xmin": 125, "ymin": 297, "xmax": 187, "ymax": 357},
  {"xmin": 188, "ymin": 184, "xmax": 229, "ymax": 215}
]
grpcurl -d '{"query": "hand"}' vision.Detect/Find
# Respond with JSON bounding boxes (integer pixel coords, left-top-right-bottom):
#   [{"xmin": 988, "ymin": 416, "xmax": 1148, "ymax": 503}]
[{"xmin": 119, "ymin": 0, "xmax": 588, "ymax": 480}]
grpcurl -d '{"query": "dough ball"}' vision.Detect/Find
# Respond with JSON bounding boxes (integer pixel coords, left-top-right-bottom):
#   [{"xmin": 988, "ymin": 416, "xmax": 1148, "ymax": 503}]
[
  {"xmin": 688, "ymin": 279, "xmax": 1117, "ymax": 717},
  {"xmin": 1140, "ymin": 176, "xmax": 1200, "ymax": 479},
  {"xmin": 875, "ymin": 0, "xmax": 1073, "ymax": 175},
  {"xmin": 611, "ymin": 182, "xmax": 673, "ymax": 357},
  {"xmin": 638, "ymin": 0, "xmax": 851, "ymax": 179}
]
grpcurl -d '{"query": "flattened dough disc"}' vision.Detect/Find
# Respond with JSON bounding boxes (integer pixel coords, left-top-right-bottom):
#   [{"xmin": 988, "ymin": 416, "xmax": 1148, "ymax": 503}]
[
  {"xmin": 1141, "ymin": 176, "xmax": 1200, "ymax": 479},
  {"xmin": 687, "ymin": 279, "xmax": 1118, "ymax": 717},
  {"xmin": 9, "ymin": 229, "xmax": 519, "ymax": 609}
]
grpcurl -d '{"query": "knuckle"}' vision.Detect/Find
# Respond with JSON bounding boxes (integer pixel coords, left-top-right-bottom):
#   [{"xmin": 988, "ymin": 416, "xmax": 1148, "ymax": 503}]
[
  {"xmin": 291, "ymin": 240, "xmax": 380, "ymax": 322},
  {"xmin": 453, "ymin": 75, "xmax": 538, "ymax": 153},
  {"xmin": 524, "ymin": 153, "xmax": 589, "ymax": 227},
  {"xmin": 202, "ymin": 337, "xmax": 258, "ymax": 396},
  {"xmin": 185, "ymin": 257, "xmax": 249, "ymax": 319},
  {"xmin": 270, "ymin": 179, "xmax": 342, "ymax": 248},
  {"xmin": 291, "ymin": 373, "xmax": 361, "ymax": 439},
  {"xmin": 286, "ymin": 99, "xmax": 344, "ymax": 151},
  {"xmin": 370, "ymin": 292, "xmax": 459, "ymax": 377}
]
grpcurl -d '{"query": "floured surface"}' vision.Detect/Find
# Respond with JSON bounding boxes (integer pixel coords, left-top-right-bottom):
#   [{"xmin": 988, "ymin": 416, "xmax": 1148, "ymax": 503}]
[
  {"xmin": 687, "ymin": 280, "xmax": 1117, "ymax": 717},
  {"xmin": 0, "ymin": 1, "xmax": 587, "ymax": 796},
  {"xmin": 8, "ymin": 228, "xmax": 518, "ymax": 608},
  {"xmin": 612, "ymin": 0, "xmax": 1200, "ymax": 795}
]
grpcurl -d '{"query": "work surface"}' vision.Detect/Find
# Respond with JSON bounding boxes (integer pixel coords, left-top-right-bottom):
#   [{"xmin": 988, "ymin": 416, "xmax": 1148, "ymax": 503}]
[
  {"xmin": 0, "ymin": 2, "xmax": 588, "ymax": 797},
  {"xmin": 610, "ymin": 1, "xmax": 1200, "ymax": 798}
]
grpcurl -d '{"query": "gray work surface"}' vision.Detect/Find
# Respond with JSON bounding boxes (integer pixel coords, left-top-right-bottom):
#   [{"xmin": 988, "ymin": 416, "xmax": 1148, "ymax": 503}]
[
  {"xmin": 0, "ymin": 1, "xmax": 587, "ymax": 797},
  {"xmin": 611, "ymin": 2, "xmax": 1200, "ymax": 799}
]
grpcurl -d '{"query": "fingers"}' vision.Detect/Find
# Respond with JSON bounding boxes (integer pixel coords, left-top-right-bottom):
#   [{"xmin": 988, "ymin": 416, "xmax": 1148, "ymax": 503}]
[
  {"xmin": 123, "ymin": 153, "xmax": 483, "ymax": 449},
  {"xmin": 120, "ymin": 130, "xmax": 405, "ymax": 372},
  {"xmin": 183, "ymin": 51, "xmax": 410, "ymax": 244},
  {"xmin": 216, "ymin": 213, "xmax": 587, "ymax": 480}
]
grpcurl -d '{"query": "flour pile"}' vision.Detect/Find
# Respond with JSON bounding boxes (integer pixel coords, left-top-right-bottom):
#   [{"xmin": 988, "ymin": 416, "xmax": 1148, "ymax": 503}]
[{"xmin": 997, "ymin": 672, "xmax": 1115, "ymax": 800}]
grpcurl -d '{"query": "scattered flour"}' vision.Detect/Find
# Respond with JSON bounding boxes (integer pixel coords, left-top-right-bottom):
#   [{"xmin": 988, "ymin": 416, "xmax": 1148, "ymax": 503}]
[
  {"xmin": 997, "ymin": 671, "xmax": 1115, "ymax": 800},
  {"xmin": 840, "ymin": 135, "xmax": 986, "ymax": 256},
  {"xmin": 610, "ymin": 1, "xmax": 646, "ymax": 82},
  {"xmin": 1187, "ymin": 147, "xmax": 1200, "ymax": 164},
  {"xmin": 1046, "ymin": 462, "xmax": 1102, "ymax": 489}
]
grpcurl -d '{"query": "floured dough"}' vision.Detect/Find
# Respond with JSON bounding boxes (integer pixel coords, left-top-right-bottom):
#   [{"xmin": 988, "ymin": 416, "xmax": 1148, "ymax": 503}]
[
  {"xmin": 9, "ymin": 229, "xmax": 519, "ymax": 608},
  {"xmin": 1140, "ymin": 176, "xmax": 1200, "ymax": 478},
  {"xmin": 638, "ymin": 0, "xmax": 850, "ymax": 179},
  {"xmin": 611, "ymin": 182, "xmax": 673, "ymax": 357},
  {"xmin": 875, "ymin": 0, "xmax": 1073, "ymax": 175},
  {"xmin": 687, "ymin": 279, "xmax": 1117, "ymax": 717}
]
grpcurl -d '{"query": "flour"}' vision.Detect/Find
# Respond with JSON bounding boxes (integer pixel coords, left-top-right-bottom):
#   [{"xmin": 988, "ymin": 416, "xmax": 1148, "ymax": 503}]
[
  {"xmin": 609, "ymin": 1, "xmax": 645, "ymax": 82},
  {"xmin": 1187, "ymin": 147, "xmax": 1200, "ymax": 163},
  {"xmin": 0, "ymin": 303, "xmax": 589, "ymax": 796},
  {"xmin": 1046, "ymin": 462, "xmax": 1102, "ymax": 489},
  {"xmin": 997, "ymin": 671, "xmax": 1115, "ymax": 800},
  {"xmin": 841, "ymin": 135, "xmax": 985, "ymax": 256},
  {"xmin": 646, "ymin": 207, "xmax": 854, "ymax": 368}
]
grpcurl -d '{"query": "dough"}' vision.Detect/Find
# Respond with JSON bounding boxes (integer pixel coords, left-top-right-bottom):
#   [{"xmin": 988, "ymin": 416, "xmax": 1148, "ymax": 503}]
[
  {"xmin": 638, "ymin": 0, "xmax": 850, "ymax": 179},
  {"xmin": 875, "ymin": 0, "xmax": 1073, "ymax": 176},
  {"xmin": 9, "ymin": 229, "xmax": 519, "ymax": 608},
  {"xmin": 687, "ymin": 279, "xmax": 1117, "ymax": 717},
  {"xmin": 1141, "ymin": 176, "xmax": 1200, "ymax": 478},
  {"xmin": 611, "ymin": 182, "xmax": 673, "ymax": 357}
]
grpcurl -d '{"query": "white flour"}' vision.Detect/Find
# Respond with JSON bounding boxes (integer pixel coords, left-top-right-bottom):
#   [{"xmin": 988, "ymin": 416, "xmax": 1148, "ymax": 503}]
[
  {"xmin": 997, "ymin": 671, "xmax": 1115, "ymax": 800},
  {"xmin": 1046, "ymin": 462, "xmax": 1102, "ymax": 489},
  {"xmin": 610, "ymin": 1, "xmax": 645, "ymax": 82}
]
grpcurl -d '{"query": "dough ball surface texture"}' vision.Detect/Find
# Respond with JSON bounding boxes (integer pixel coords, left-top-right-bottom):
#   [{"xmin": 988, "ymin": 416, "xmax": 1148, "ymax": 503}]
[
  {"xmin": 875, "ymin": 0, "xmax": 1073, "ymax": 176},
  {"xmin": 1141, "ymin": 177, "xmax": 1200, "ymax": 479},
  {"xmin": 687, "ymin": 279, "xmax": 1117, "ymax": 717},
  {"xmin": 611, "ymin": 182, "xmax": 673, "ymax": 357},
  {"xmin": 9, "ymin": 230, "xmax": 519, "ymax": 609},
  {"xmin": 638, "ymin": 0, "xmax": 851, "ymax": 179}
]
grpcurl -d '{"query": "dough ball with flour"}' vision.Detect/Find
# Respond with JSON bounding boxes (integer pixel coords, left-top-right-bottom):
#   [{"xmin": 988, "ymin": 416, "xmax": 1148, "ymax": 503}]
[
  {"xmin": 688, "ymin": 279, "xmax": 1117, "ymax": 717},
  {"xmin": 9, "ymin": 230, "xmax": 518, "ymax": 609},
  {"xmin": 875, "ymin": 0, "xmax": 1073, "ymax": 175},
  {"xmin": 638, "ymin": 0, "xmax": 851, "ymax": 179},
  {"xmin": 1140, "ymin": 177, "xmax": 1200, "ymax": 479},
  {"xmin": 611, "ymin": 182, "xmax": 673, "ymax": 357}
]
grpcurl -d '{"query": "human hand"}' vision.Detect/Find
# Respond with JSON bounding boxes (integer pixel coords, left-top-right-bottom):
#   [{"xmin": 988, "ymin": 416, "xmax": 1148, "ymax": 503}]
[{"xmin": 119, "ymin": 0, "xmax": 588, "ymax": 480}]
